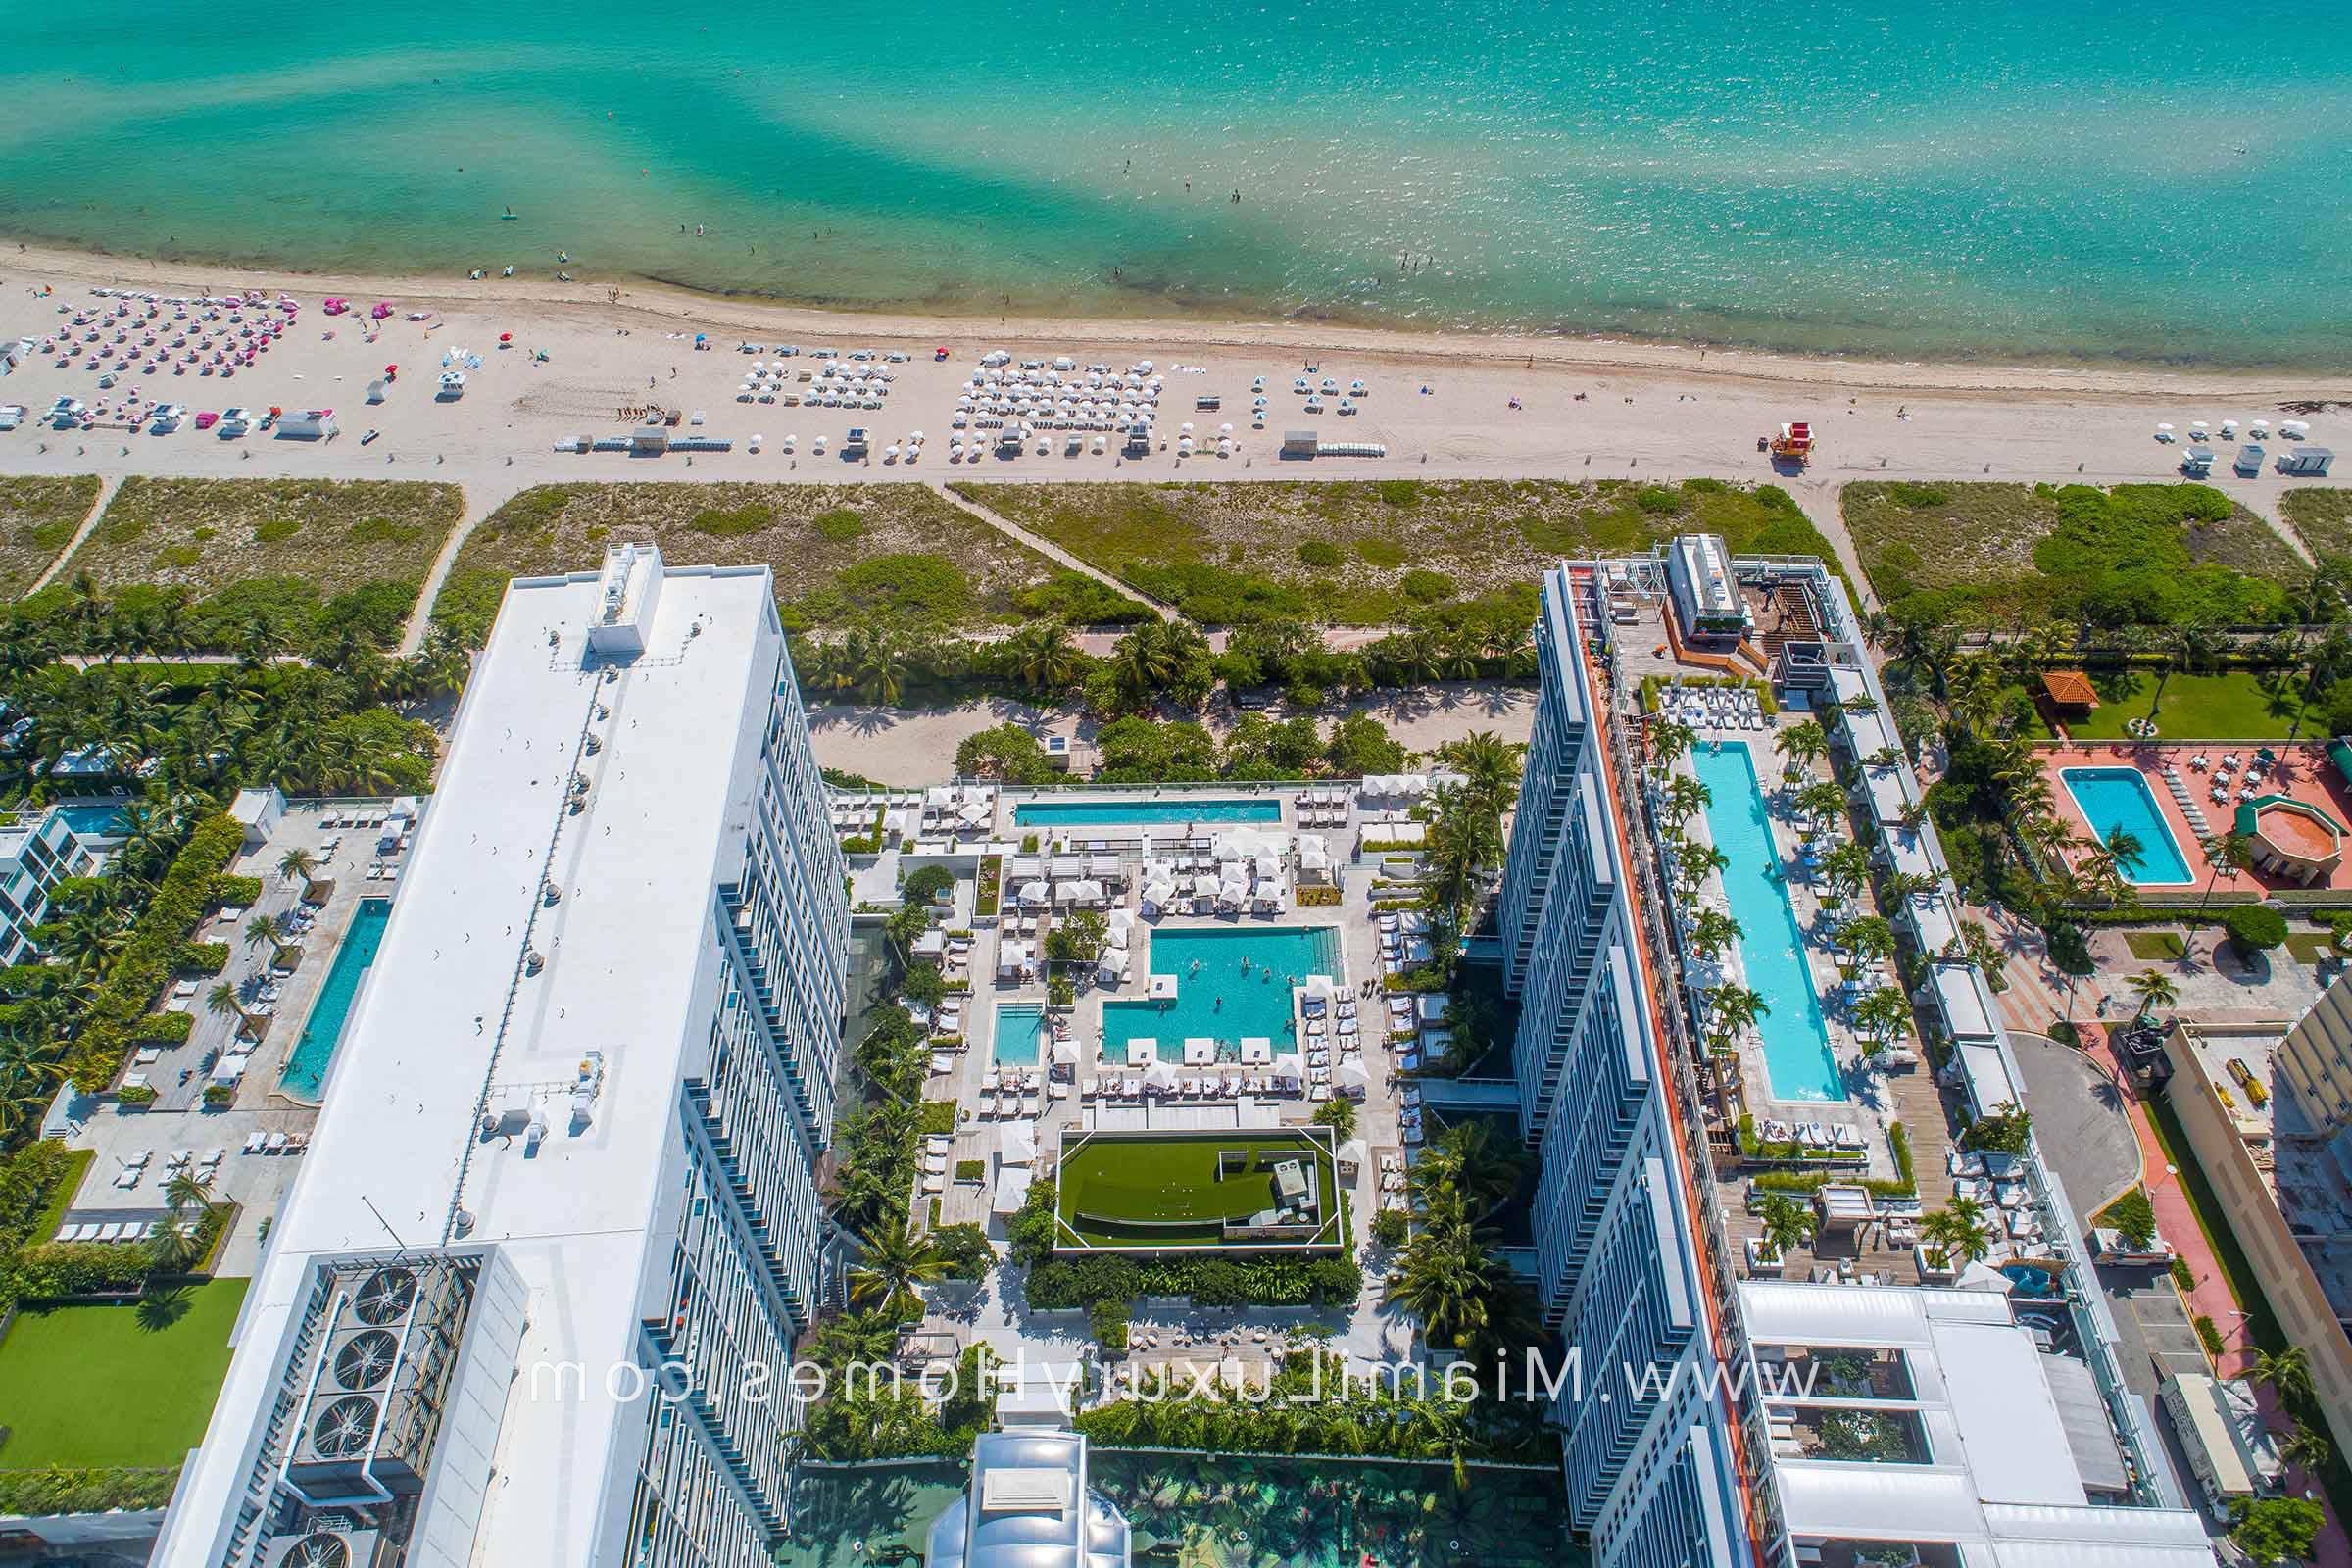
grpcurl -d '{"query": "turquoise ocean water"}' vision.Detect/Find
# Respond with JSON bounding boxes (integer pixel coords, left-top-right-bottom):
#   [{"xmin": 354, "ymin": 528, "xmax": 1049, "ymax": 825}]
[{"xmin": 3, "ymin": 1, "xmax": 2348, "ymax": 367}]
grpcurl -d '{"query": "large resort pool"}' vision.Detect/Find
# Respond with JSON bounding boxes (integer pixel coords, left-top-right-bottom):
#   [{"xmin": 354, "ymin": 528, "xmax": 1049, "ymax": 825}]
[
  {"xmin": 1691, "ymin": 742, "xmax": 1847, "ymax": 1103},
  {"xmin": 2060, "ymin": 767, "xmax": 2194, "ymax": 885},
  {"xmin": 1102, "ymin": 925, "xmax": 1341, "ymax": 1061},
  {"xmin": 278, "ymin": 898, "xmax": 391, "ymax": 1102},
  {"xmin": 1012, "ymin": 797, "xmax": 1281, "ymax": 827}
]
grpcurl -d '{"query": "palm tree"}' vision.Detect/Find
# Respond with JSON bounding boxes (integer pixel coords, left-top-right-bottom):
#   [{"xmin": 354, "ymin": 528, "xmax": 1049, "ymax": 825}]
[
  {"xmin": 1709, "ymin": 984, "xmax": 1767, "ymax": 1040},
  {"xmin": 1838, "ymin": 914, "xmax": 1896, "ymax": 970},
  {"xmin": 1688, "ymin": 906, "xmax": 1744, "ymax": 961},
  {"xmin": 1421, "ymin": 782, "xmax": 1502, "ymax": 926},
  {"xmin": 1920, "ymin": 1196, "xmax": 1992, "ymax": 1267},
  {"xmin": 206, "ymin": 981, "xmax": 253, "ymax": 1037},
  {"xmin": 2103, "ymin": 824, "xmax": 2148, "ymax": 880},
  {"xmin": 1434, "ymin": 730, "xmax": 1524, "ymax": 811},
  {"xmin": 1796, "ymin": 779, "xmax": 1850, "ymax": 831},
  {"xmin": 1649, "ymin": 719, "xmax": 1696, "ymax": 770},
  {"xmin": 1661, "ymin": 774, "xmax": 1712, "ymax": 832},
  {"xmin": 1675, "ymin": 838, "xmax": 1730, "ymax": 896},
  {"xmin": 2280, "ymin": 1421, "xmax": 2333, "ymax": 1479},
  {"xmin": 2254, "ymin": 1346, "xmax": 2316, "ymax": 1406},
  {"xmin": 1773, "ymin": 718, "xmax": 1828, "ymax": 781},
  {"xmin": 1409, "ymin": 1121, "xmax": 1525, "ymax": 1220},
  {"xmin": 1004, "ymin": 619, "xmax": 1082, "ymax": 694},
  {"xmin": 1854, "ymin": 987, "xmax": 1912, "ymax": 1054},
  {"xmin": 845, "ymin": 1226, "xmax": 947, "ymax": 1316},
  {"xmin": 1756, "ymin": 1195, "xmax": 1818, "ymax": 1261},
  {"xmin": 2196, "ymin": 830, "xmax": 2254, "ymax": 913},
  {"xmin": 277, "ymin": 846, "xmax": 317, "ymax": 888},
  {"xmin": 244, "ymin": 911, "xmax": 294, "ymax": 967},
  {"xmin": 2127, "ymin": 969, "xmax": 2180, "ymax": 1021},
  {"xmin": 163, "ymin": 1168, "xmax": 212, "ymax": 1216}
]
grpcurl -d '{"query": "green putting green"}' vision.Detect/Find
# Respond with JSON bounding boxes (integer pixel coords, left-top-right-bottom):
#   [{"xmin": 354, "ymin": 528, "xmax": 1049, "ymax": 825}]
[{"xmin": 1055, "ymin": 1131, "xmax": 1340, "ymax": 1250}]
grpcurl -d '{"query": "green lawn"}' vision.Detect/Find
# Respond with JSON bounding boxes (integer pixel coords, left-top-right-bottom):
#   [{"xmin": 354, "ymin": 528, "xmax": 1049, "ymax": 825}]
[
  {"xmin": 2124, "ymin": 932, "xmax": 2188, "ymax": 961},
  {"xmin": 0, "ymin": 1278, "xmax": 248, "ymax": 1468},
  {"xmin": 1056, "ymin": 1132, "xmax": 1340, "ymax": 1248},
  {"xmin": 2006, "ymin": 667, "xmax": 2318, "ymax": 741},
  {"xmin": 2285, "ymin": 933, "xmax": 2337, "ymax": 964}
]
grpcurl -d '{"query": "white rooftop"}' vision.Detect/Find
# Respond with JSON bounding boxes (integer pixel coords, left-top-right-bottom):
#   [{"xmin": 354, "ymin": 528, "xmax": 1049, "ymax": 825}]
[
  {"xmin": 161, "ymin": 558, "xmax": 785, "ymax": 1567},
  {"xmin": 1741, "ymin": 1281, "xmax": 2208, "ymax": 1558}
]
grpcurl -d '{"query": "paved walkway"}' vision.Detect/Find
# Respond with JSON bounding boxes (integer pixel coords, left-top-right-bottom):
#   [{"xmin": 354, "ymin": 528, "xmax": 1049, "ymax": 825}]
[
  {"xmin": 24, "ymin": 472, "xmax": 119, "ymax": 594},
  {"xmin": 927, "ymin": 481, "xmax": 1169, "ymax": 621}
]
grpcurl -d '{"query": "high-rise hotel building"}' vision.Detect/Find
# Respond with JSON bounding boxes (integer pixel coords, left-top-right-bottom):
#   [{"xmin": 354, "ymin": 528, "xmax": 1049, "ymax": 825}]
[{"xmin": 154, "ymin": 545, "xmax": 850, "ymax": 1568}]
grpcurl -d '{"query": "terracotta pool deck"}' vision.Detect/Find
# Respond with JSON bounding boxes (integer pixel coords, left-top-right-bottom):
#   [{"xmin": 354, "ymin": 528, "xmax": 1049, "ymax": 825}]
[{"xmin": 2036, "ymin": 741, "xmax": 2352, "ymax": 894}]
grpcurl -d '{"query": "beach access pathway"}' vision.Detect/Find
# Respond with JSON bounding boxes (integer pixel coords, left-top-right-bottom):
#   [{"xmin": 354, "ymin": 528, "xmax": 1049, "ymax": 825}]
[
  {"xmin": 926, "ymin": 480, "xmax": 1168, "ymax": 619},
  {"xmin": 24, "ymin": 473, "xmax": 119, "ymax": 597}
]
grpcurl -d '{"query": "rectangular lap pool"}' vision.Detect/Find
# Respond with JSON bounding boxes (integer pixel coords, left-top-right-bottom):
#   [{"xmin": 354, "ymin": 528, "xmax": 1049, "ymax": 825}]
[
  {"xmin": 993, "ymin": 1004, "xmax": 1046, "ymax": 1067},
  {"xmin": 2060, "ymin": 767, "xmax": 2193, "ymax": 885},
  {"xmin": 1691, "ymin": 743, "xmax": 1847, "ymax": 1103},
  {"xmin": 1102, "ymin": 926, "xmax": 1340, "ymax": 1060},
  {"xmin": 1012, "ymin": 798, "xmax": 1281, "ymax": 827},
  {"xmin": 277, "ymin": 898, "xmax": 391, "ymax": 1102}
]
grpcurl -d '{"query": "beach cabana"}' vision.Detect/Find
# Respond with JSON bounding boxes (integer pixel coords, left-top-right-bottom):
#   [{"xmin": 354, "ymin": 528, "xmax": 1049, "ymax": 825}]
[
  {"xmin": 1000, "ymin": 1121, "xmax": 1038, "ymax": 1166},
  {"xmin": 992, "ymin": 1165, "xmax": 1034, "ymax": 1216},
  {"xmin": 2039, "ymin": 671, "xmax": 2098, "ymax": 713},
  {"xmin": 1183, "ymin": 1039, "xmax": 1217, "ymax": 1066},
  {"xmin": 1127, "ymin": 1039, "xmax": 1158, "ymax": 1067},
  {"xmin": 1240, "ymin": 1037, "xmax": 1274, "ymax": 1064}
]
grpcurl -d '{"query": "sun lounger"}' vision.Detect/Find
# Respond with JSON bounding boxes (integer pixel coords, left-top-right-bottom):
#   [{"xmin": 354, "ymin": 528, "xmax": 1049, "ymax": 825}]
[{"xmin": 264, "ymin": 1131, "xmax": 289, "ymax": 1153}]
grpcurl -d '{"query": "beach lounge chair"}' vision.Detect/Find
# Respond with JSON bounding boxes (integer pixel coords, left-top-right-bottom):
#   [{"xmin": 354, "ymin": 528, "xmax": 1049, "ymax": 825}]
[{"xmin": 265, "ymin": 1131, "xmax": 289, "ymax": 1153}]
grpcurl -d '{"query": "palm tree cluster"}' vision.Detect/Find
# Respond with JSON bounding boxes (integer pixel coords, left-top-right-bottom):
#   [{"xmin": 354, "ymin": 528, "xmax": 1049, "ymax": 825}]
[
  {"xmin": 1383, "ymin": 1124, "xmax": 1541, "ymax": 1364},
  {"xmin": 1417, "ymin": 734, "xmax": 1522, "ymax": 935}
]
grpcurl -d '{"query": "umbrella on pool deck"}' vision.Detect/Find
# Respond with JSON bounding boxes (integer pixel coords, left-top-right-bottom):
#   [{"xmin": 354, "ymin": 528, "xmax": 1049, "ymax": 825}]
[{"xmin": 1001, "ymin": 1121, "xmax": 1038, "ymax": 1166}]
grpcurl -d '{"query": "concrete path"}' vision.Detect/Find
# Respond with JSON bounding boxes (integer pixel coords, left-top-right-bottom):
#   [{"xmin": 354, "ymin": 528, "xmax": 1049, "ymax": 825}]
[
  {"xmin": 24, "ymin": 472, "xmax": 120, "ymax": 595},
  {"xmin": 401, "ymin": 477, "xmax": 529, "ymax": 652},
  {"xmin": 927, "ymin": 481, "xmax": 1169, "ymax": 620}
]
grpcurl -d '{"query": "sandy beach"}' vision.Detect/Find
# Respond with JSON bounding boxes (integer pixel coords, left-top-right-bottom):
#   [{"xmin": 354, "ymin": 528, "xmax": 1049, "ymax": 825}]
[{"xmin": 2, "ymin": 240, "xmax": 2347, "ymax": 600}]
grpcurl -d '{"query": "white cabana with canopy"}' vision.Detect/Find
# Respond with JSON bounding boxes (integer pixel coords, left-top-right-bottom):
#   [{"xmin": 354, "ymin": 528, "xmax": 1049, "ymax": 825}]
[
  {"xmin": 1127, "ymin": 1039, "xmax": 1159, "ymax": 1066},
  {"xmin": 1239, "ymin": 1037, "xmax": 1274, "ymax": 1064},
  {"xmin": 1050, "ymin": 1036, "xmax": 1081, "ymax": 1065},
  {"xmin": 1336, "ymin": 1138, "xmax": 1368, "ymax": 1176},
  {"xmin": 1000, "ymin": 1120, "xmax": 1038, "ymax": 1166},
  {"xmin": 1334, "ymin": 1060, "xmax": 1369, "ymax": 1099},
  {"xmin": 1183, "ymin": 1039, "xmax": 1218, "ymax": 1066},
  {"xmin": 992, "ymin": 1164, "xmax": 1034, "ymax": 1216}
]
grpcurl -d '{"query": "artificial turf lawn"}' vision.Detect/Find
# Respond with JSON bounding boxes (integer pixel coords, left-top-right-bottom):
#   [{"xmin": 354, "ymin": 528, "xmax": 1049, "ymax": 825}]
[
  {"xmin": 1056, "ymin": 1133, "xmax": 1336, "ymax": 1248},
  {"xmin": 0, "ymin": 1278, "xmax": 248, "ymax": 1468}
]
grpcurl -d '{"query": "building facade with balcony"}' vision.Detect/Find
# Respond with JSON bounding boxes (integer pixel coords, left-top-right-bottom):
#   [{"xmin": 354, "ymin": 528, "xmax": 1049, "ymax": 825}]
[
  {"xmin": 153, "ymin": 544, "xmax": 850, "ymax": 1568},
  {"xmin": 1504, "ymin": 566, "xmax": 1755, "ymax": 1568}
]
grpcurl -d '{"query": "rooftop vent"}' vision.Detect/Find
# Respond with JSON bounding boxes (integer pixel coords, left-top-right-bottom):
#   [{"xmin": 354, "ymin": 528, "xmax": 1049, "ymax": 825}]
[
  {"xmin": 311, "ymin": 1396, "xmax": 379, "ymax": 1459},
  {"xmin": 352, "ymin": 1267, "xmax": 416, "ymax": 1327},
  {"xmin": 332, "ymin": 1330, "xmax": 400, "ymax": 1392}
]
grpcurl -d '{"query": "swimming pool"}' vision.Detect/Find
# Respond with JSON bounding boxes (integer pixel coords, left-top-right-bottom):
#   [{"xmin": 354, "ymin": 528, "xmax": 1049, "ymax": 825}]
[
  {"xmin": 1691, "ymin": 743, "xmax": 1847, "ymax": 1103},
  {"xmin": 1012, "ymin": 798, "xmax": 1282, "ymax": 827},
  {"xmin": 993, "ymin": 1004, "xmax": 1046, "ymax": 1067},
  {"xmin": 2059, "ymin": 768, "xmax": 2193, "ymax": 885},
  {"xmin": 52, "ymin": 798, "xmax": 132, "ymax": 838},
  {"xmin": 278, "ymin": 898, "xmax": 391, "ymax": 1102},
  {"xmin": 1102, "ymin": 925, "xmax": 1341, "ymax": 1060}
]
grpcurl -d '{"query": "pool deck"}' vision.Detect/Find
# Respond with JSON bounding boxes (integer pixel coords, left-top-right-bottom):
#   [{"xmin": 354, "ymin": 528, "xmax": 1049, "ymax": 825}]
[{"xmin": 2037, "ymin": 741, "xmax": 2352, "ymax": 895}]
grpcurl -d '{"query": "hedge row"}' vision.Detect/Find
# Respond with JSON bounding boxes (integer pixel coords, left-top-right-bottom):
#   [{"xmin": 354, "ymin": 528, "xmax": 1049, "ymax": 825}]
[
  {"xmin": 0, "ymin": 1466, "xmax": 181, "ymax": 1517},
  {"xmin": 1025, "ymin": 1251, "xmax": 1362, "ymax": 1310},
  {"xmin": 210, "ymin": 874, "xmax": 264, "ymax": 908},
  {"xmin": 174, "ymin": 941, "xmax": 231, "ymax": 975},
  {"xmin": 4, "ymin": 1240, "xmax": 152, "ymax": 1299},
  {"xmin": 67, "ymin": 813, "xmax": 244, "ymax": 1092},
  {"xmin": 126, "ymin": 1011, "xmax": 193, "ymax": 1046}
]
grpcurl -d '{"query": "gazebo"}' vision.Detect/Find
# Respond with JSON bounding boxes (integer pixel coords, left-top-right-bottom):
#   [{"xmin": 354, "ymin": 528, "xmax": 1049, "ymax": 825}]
[
  {"xmin": 2235, "ymin": 795, "xmax": 2346, "ymax": 886},
  {"xmin": 2039, "ymin": 670, "xmax": 2099, "ymax": 712}
]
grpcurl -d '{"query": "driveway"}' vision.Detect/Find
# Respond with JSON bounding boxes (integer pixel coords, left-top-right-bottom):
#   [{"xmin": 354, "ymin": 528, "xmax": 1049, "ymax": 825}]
[{"xmin": 2005, "ymin": 1029, "xmax": 2142, "ymax": 1218}]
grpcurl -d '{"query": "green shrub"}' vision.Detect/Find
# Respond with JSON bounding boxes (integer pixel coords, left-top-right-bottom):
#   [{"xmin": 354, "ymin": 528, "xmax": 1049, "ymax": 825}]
[
  {"xmin": 1398, "ymin": 568, "xmax": 1454, "ymax": 603},
  {"xmin": 918, "ymin": 1100, "xmax": 957, "ymax": 1136},
  {"xmin": 0, "ymin": 1467, "xmax": 181, "ymax": 1516},
  {"xmin": 2097, "ymin": 1188, "xmax": 2159, "ymax": 1250},
  {"xmin": 931, "ymin": 1223, "xmax": 995, "ymax": 1280},
  {"xmin": 1296, "ymin": 539, "xmax": 1343, "ymax": 568},
  {"xmin": 2195, "ymin": 1314, "xmax": 2225, "ymax": 1355},
  {"xmin": 175, "ymin": 941, "xmax": 230, "ymax": 975},
  {"xmin": 66, "ymin": 814, "xmax": 244, "ymax": 1092},
  {"xmin": 2171, "ymin": 1255, "xmax": 2197, "ymax": 1292},
  {"xmin": 1090, "ymin": 1298, "xmax": 1131, "ymax": 1354},
  {"xmin": 812, "ymin": 507, "xmax": 865, "ymax": 543},
  {"xmin": 1371, "ymin": 1208, "xmax": 1408, "ymax": 1247},
  {"xmin": 126, "ymin": 1012, "xmax": 193, "ymax": 1046},
  {"xmin": 688, "ymin": 501, "xmax": 775, "ymax": 538},
  {"xmin": 1634, "ymin": 485, "xmax": 1684, "ymax": 515},
  {"xmin": 2224, "ymin": 904, "xmax": 2289, "ymax": 954},
  {"xmin": 955, "ymin": 1158, "xmax": 986, "ymax": 1184},
  {"xmin": 1887, "ymin": 482, "xmax": 1951, "ymax": 511},
  {"xmin": 1373, "ymin": 480, "xmax": 1422, "ymax": 507},
  {"xmin": 833, "ymin": 553, "xmax": 971, "ymax": 621},
  {"xmin": 209, "ymin": 875, "xmax": 263, "ymax": 908}
]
